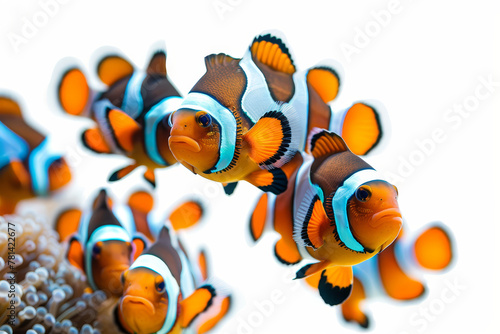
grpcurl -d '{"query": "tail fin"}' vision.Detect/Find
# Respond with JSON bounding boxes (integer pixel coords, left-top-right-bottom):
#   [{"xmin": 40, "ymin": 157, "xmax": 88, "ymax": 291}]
[
  {"xmin": 413, "ymin": 223, "xmax": 454, "ymax": 271},
  {"xmin": 329, "ymin": 100, "xmax": 390, "ymax": 156},
  {"xmin": 169, "ymin": 200, "xmax": 204, "ymax": 231}
]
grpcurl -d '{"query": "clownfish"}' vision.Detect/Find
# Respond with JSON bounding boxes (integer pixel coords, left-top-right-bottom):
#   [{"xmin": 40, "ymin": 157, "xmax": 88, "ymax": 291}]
[
  {"xmin": 116, "ymin": 193, "xmax": 231, "ymax": 334},
  {"xmin": 320, "ymin": 223, "xmax": 453, "ymax": 329},
  {"xmin": 55, "ymin": 189, "xmax": 147, "ymax": 297},
  {"xmin": 55, "ymin": 44, "xmax": 181, "ymax": 187},
  {"xmin": 168, "ymin": 30, "xmax": 386, "ymax": 195},
  {"xmin": 0, "ymin": 95, "xmax": 71, "ymax": 214},
  {"xmin": 249, "ymin": 129, "xmax": 402, "ymax": 305}
]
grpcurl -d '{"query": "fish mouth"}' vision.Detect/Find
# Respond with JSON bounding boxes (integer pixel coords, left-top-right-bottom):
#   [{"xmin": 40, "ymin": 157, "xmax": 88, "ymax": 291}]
[
  {"xmin": 169, "ymin": 135, "xmax": 201, "ymax": 153},
  {"xmin": 371, "ymin": 208, "xmax": 402, "ymax": 227},
  {"xmin": 120, "ymin": 295, "xmax": 156, "ymax": 315}
]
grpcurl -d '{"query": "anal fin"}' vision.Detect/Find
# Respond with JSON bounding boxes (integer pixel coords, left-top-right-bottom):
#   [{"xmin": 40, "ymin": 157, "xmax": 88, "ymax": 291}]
[
  {"xmin": 318, "ymin": 266, "xmax": 353, "ymax": 306},
  {"xmin": 143, "ymin": 169, "xmax": 156, "ymax": 187},
  {"xmin": 245, "ymin": 168, "xmax": 287, "ymax": 195},
  {"xmin": 222, "ymin": 182, "xmax": 238, "ymax": 195},
  {"xmin": 294, "ymin": 260, "xmax": 330, "ymax": 279}
]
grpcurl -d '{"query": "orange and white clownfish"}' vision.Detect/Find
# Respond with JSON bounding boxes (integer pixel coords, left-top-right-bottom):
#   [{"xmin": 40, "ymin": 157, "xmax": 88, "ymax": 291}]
[
  {"xmin": 55, "ymin": 44, "xmax": 182, "ymax": 187},
  {"xmin": 117, "ymin": 224, "xmax": 231, "ymax": 334},
  {"xmin": 0, "ymin": 95, "xmax": 71, "ymax": 214},
  {"xmin": 249, "ymin": 129, "xmax": 402, "ymax": 306},
  {"xmin": 319, "ymin": 223, "xmax": 453, "ymax": 329},
  {"xmin": 55, "ymin": 189, "xmax": 147, "ymax": 297},
  {"xmin": 168, "ymin": 30, "xmax": 387, "ymax": 195}
]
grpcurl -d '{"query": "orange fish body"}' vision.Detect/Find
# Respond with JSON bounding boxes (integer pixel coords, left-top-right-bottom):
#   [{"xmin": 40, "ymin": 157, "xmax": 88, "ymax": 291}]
[
  {"xmin": 250, "ymin": 129, "xmax": 402, "ymax": 305},
  {"xmin": 118, "ymin": 225, "xmax": 231, "ymax": 334},
  {"xmin": 56, "ymin": 189, "xmax": 146, "ymax": 296},
  {"xmin": 169, "ymin": 31, "xmax": 386, "ymax": 195},
  {"xmin": 0, "ymin": 95, "xmax": 71, "ymax": 214},
  {"xmin": 336, "ymin": 223, "xmax": 454, "ymax": 329},
  {"xmin": 56, "ymin": 46, "xmax": 181, "ymax": 187}
]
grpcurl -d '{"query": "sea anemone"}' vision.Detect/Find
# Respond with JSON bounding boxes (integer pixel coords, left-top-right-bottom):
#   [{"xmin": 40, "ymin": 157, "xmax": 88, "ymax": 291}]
[{"xmin": 0, "ymin": 215, "xmax": 119, "ymax": 334}]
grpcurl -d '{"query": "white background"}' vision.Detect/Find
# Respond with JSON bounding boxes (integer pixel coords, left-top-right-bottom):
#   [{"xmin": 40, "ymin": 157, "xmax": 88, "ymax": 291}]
[{"xmin": 1, "ymin": 0, "xmax": 499, "ymax": 333}]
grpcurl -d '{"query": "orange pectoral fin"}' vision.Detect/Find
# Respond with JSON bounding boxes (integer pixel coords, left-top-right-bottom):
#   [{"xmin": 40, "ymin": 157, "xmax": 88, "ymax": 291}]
[
  {"xmin": 378, "ymin": 243, "xmax": 425, "ymax": 300},
  {"xmin": 245, "ymin": 168, "xmax": 288, "ymax": 195},
  {"xmin": 274, "ymin": 238, "xmax": 302, "ymax": 265},
  {"xmin": 340, "ymin": 103, "xmax": 382, "ymax": 156},
  {"xmin": 67, "ymin": 237, "xmax": 84, "ymax": 272},
  {"xmin": 180, "ymin": 286, "xmax": 216, "ymax": 328},
  {"xmin": 58, "ymin": 68, "xmax": 90, "ymax": 116},
  {"xmin": 55, "ymin": 208, "xmax": 82, "ymax": 242},
  {"xmin": 107, "ymin": 108, "xmax": 141, "ymax": 152},
  {"xmin": 5, "ymin": 160, "xmax": 30, "ymax": 189},
  {"xmin": 317, "ymin": 266, "xmax": 353, "ymax": 306},
  {"xmin": 307, "ymin": 64, "xmax": 340, "ymax": 103},
  {"xmin": 341, "ymin": 276, "xmax": 370, "ymax": 328},
  {"xmin": 82, "ymin": 128, "xmax": 112, "ymax": 154},
  {"xmin": 414, "ymin": 225, "xmax": 454, "ymax": 270},
  {"xmin": 249, "ymin": 193, "xmax": 268, "ymax": 242},
  {"xmin": 169, "ymin": 200, "xmax": 204, "ymax": 231},
  {"xmin": 97, "ymin": 55, "xmax": 134, "ymax": 86}
]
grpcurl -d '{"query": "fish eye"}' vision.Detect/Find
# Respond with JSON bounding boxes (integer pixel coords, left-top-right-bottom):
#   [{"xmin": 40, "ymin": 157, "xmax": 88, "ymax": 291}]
[
  {"xmin": 155, "ymin": 277, "xmax": 166, "ymax": 293},
  {"xmin": 92, "ymin": 242, "xmax": 102, "ymax": 256},
  {"xmin": 196, "ymin": 111, "xmax": 212, "ymax": 128},
  {"xmin": 355, "ymin": 185, "xmax": 372, "ymax": 202}
]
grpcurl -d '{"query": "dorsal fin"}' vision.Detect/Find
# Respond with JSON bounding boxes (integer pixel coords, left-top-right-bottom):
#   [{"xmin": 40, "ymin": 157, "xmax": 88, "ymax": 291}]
[
  {"xmin": 147, "ymin": 50, "xmax": 167, "ymax": 76},
  {"xmin": 250, "ymin": 32, "xmax": 296, "ymax": 74},
  {"xmin": 58, "ymin": 67, "xmax": 90, "ymax": 116},
  {"xmin": 97, "ymin": 55, "xmax": 134, "ymax": 86},
  {"xmin": 92, "ymin": 188, "xmax": 111, "ymax": 209},
  {"xmin": 307, "ymin": 60, "xmax": 341, "ymax": 103},
  {"xmin": 204, "ymin": 53, "xmax": 240, "ymax": 71},
  {"xmin": 0, "ymin": 96, "xmax": 22, "ymax": 116},
  {"xmin": 309, "ymin": 128, "xmax": 349, "ymax": 159}
]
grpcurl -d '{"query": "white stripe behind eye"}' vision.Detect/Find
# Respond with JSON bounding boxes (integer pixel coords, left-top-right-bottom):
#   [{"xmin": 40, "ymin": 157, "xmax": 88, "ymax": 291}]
[
  {"xmin": 121, "ymin": 71, "xmax": 146, "ymax": 119},
  {"xmin": 333, "ymin": 169, "xmax": 384, "ymax": 252},
  {"xmin": 180, "ymin": 93, "xmax": 236, "ymax": 173},
  {"xmin": 29, "ymin": 138, "xmax": 64, "ymax": 196}
]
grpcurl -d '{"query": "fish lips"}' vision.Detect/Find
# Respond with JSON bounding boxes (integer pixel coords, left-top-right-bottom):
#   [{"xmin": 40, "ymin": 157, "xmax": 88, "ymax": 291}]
[
  {"xmin": 120, "ymin": 295, "xmax": 156, "ymax": 316},
  {"xmin": 370, "ymin": 208, "xmax": 403, "ymax": 228},
  {"xmin": 168, "ymin": 135, "xmax": 201, "ymax": 153}
]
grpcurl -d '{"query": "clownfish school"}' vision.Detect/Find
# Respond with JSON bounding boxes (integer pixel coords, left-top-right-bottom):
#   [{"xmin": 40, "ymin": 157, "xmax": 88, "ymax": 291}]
[{"xmin": 0, "ymin": 25, "xmax": 457, "ymax": 334}]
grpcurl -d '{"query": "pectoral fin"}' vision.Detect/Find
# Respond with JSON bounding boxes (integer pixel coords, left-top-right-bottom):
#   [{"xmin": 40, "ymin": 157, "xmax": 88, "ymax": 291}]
[
  {"xmin": 82, "ymin": 128, "xmax": 112, "ymax": 154},
  {"xmin": 109, "ymin": 164, "xmax": 139, "ymax": 182},
  {"xmin": 66, "ymin": 236, "xmax": 84, "ymax": 272},
  {"xmin": 106, "ymin": 108, "xmax": 141, "ymax": 152},
  {"xmin": 131, "ymin": 236, "xmax": 147, "ymax": 262},
  {"xmin": 180, "ymin": 285, "xmax": 216, "ymax": 328}
]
